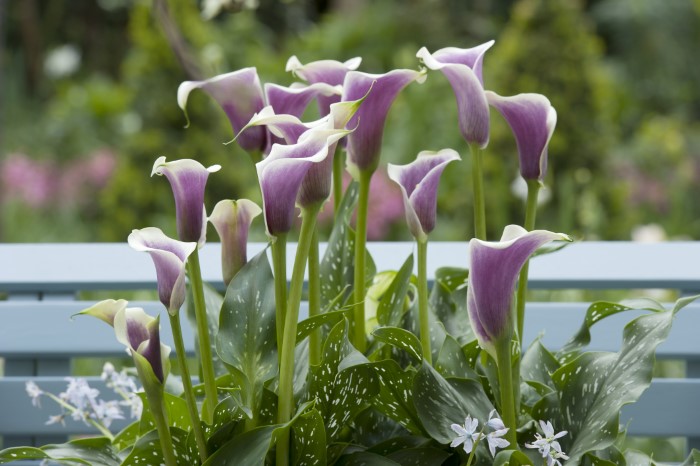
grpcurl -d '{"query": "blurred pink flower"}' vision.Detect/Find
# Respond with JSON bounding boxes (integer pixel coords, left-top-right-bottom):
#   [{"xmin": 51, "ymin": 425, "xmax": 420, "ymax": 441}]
[
  {"xmin": 1, "ymin": 153, "xmax": 56, "ymax": 208},
  {"xmin": 59, "ymin": 149, "xmax": 117, "ymax": 204}
]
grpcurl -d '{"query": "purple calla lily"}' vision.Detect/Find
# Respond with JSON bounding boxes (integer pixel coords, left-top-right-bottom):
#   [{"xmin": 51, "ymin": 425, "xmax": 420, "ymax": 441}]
[
  {"xmin": 387, "ymin": 149, "xmax": 461, "ymax": 242},
  {"xmin": 151, "ymin": 157, "xmax": 220, "ymax": 245},
  {"xmin": 178, "ymin": 67, "xmax": 268, "ymax": 153},
  {"xmin": 256, "ymin": 125, "xmax": 353, "ymax": 237},
  {"xmin": 468, "ymin": 225, "xmax": 570, "ymax": 355},
  {"xmin": 209, "ymin": 199, "xmax": 262, "ymax": 286},
  {"xmin": 343, "ymin": 68, "xmax": 426, "ymax": 176},
  {"xmin": 486, "ymin": 92, "xmax": 557, "ymax": 183},
  {"xmin": 128, "ymin": 227, "xmax": 196, "ymax": 315},
  {"xmin": 286, "ymin": 56, "xmax": 362, "ymax": 116},
  {"xmin": 417, "ymin": 42, "xmax": 494, "ymax": 148},
  {"xmin": 264, "ymin": 82, "xmax": 341, "ymax": 118},
  {"xmin": 79, "ymin": 300, "xmax": 171, "ymax": 384}
]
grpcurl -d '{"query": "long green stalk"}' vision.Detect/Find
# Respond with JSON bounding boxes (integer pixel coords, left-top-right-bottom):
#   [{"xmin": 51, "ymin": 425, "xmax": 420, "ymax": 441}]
[
  {"xmin": 516, "ymin": 180, "xmax": 540, "ymax": 344},
  {"xmin": 168, "ymin": 312, "xmax": 208, "ymax": 461},
  {"xmin": 271, "ymin": 233, "xmax": 288, "ymax": 354},
  {"xmin": 333, "ymin": 148, "xmax": 344, "ymax": 215},
  {"xmin": 352, "ymin": 170, "xmax": 372, "ymax": 352},
  {"xmin": 186, "ymin": 249, "xmax": 218, "ymax": 423},
  {"xmin": 496, "ymin": 337, "xmax": 518, "ymax": 450},
  {"xmin": 137, "ymin": 374, "xmax": 178, "ymax": 466},
  {"xmin": 470, "ymin": 143, "xmax": 487, "ymax": 240},
  {"xmin": 308, "ymin": 229, "xmax": 322, "ymax": 366},
  {"xmin": 417, "ymin": 239, "xmax": 432, "ymax": 364},
  {"xmin": 276, "ymin": 205, "xmax": 321, "ymax": 466}
]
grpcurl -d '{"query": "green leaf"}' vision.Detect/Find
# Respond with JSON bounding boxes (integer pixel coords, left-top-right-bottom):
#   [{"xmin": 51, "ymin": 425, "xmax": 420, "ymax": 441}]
[
  {"xmin": 372, "ymin": 326, "xmax": 423, "ymax": 364},
  {"xmin": 521, "ymin": 340, "xmax": 560, "ymax": 389},
  {"xmin": 366, "ymin": 436, "xmax": 429, "ymax": 456},
  {"xmin": 0, "ymin": 437, "xmax": 121, "ymax": 465},
  {"xmin": 413, "ymin": 362, "xmax": 494, "ymax": 444},
  {"xmin": 429, "ymin": 267, "xmax": 472, "ymax": 342},
  {"xmin": 335, "ymin": 451, "xmax": 401, "ymax": 466},
  {"xmin": 138, "ymin": 390, "xmax": 191, "ymax": 434},
  {"xmin": 435, "ymin": 334, "xmax": 479, "ymax": 379},
  {"xmin": 187, "ymin": 282, "xmax": 227, "ymax": 377},
  {"xmin": 376, "ymin": 254, "xmax": 414, "ymax": 327},
  {"xmin": 112, "ymin": 420, "xmax": 140, "ymax": 451},
  {"xmin": 216, "ymin": 249, "xmax": 277, "ymax": 418},
  {"xmin": 297, "ymin": 309, "xmax": 351, "ymax": 343},
  {"xmin": 492, "ymin": 449, "xmax": 535, "ymax": 466},
  {"xmin": 291, "ymin": 408, "xmax": 326, "ymax": 466},
  {"xmin": 386, "ymin": 447, "xmax": 451, "ymax": 465},
  {"xmin": 205, "ymin": 393, "xmax": 247, "ymax": 452},
  {"xmin": 536, "ymin": 305, "xmax": 681, "ymax": 464},
  {"xmin": 680, "ymin": 448, "xmax": 700, "ymax": 466},
  {"xmin": 368, "ymin": 360, "xmax": 423, "ymax": 434},
  {"xmin": 122, "ymin": 427, "xmax": 194, "ymax": 465}
]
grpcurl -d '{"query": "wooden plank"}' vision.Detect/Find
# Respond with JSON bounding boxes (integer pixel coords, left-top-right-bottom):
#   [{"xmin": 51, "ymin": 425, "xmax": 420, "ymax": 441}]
[{"xmin": 2, "ymin": 242, "xmax": 700, "ymax": 293}]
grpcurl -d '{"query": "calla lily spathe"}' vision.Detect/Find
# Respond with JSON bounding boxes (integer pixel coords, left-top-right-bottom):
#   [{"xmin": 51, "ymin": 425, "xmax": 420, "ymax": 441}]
[
  {"xmin": 178, "ymin": 67, "xmax": 268, "ymax": 153},
  {"xmin": 151, "ymin": 157, "xmax": 220, "ymax": 245},
  {"xmin": 128, "ymin": 227, "xmax": 196, "ymax": 315},
  {"xmin": 256, "ymin": 125, "xmax": 353, "ymax": 237},
  {"xmin": 467, "ymin": 225, "xmax": 570, "ymax": 355},
  {"xmin": 343, "ymin": 68, "xmax": 426, "ymax": 177},
  {"xmin": 78, "ymin": 300, "xmax": 171, "ymax": 384},
  {"xmin": 486, "ymin": 91, "xmax": 557, "ymax": 183},
  {"xmin": 286, "ymin": 56, "xmax": 362, "ymax": 116},
  {"xmin": 264, "ymin": 82, "xmax": 341, "ymax": 118},
  {"xmin": 417, "ymin": 42, "xmax": 494, "ymax": 148},
  {"xmin": 209, "ymin": 199, "xmax": 261, "ymax": 286},
  {"xmin": 387, "ymin": 149, "xmax": 461, "ymax": 242}
]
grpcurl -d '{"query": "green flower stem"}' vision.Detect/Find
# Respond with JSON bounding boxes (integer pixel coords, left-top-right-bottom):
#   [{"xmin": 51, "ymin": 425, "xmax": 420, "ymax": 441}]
[
  {"xmin": 168, "ymin": 312, "xmax": 208, "ymax": 461},
  {"xmin": 271, "ymin": 233, "xmax": 288, "ymax": 355},
  {"xmin": 516, "ymin": 180, "xmax": 540, "ymax": 344},
  {"xmin": 43, "ymin": 392, "xmax": 114, "ymax": 440},
  {"xmin": 186, "ymin": 249, "xmax": 218, "ymax": 423},
  {"xmin": 470, "ymin": 143, "xmax": 487, "ymax": 240},
  {"xmin": 465, "ymin": 430, "xmax": 485, "ymax": 466},
  {"xmin": 308, "ymin": 228, "xmax": 322, "ymax": 366},
  {"xmin": 352, "ymin": 170, "xmax": 372, "ymax": 352},
  {"xmin": 333, "ymin": 147, "xmax": 343, "ymax": 215},
  {"xmin": 417, "ymin": 238, "xmax": 432, "ymax": 364},
  {"xmin": 133, "ymin": 365, "xmax": 177, "ymax": 466},
  {"xmin": 276, "ymin": 204, "xmax": 321, "ymax": 466},
  {"xmin": 495, "ymin": 337, "xmax": 518, "ymax": 450}
]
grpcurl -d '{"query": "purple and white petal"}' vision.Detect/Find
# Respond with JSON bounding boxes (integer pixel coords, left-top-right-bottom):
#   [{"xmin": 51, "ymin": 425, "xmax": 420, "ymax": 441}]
[
  {"xmin": 209, "ymin": 199, "xmax": 262, "ymax": 286},
  {"xmin": 286, "ymin": 56, "xmax": 362, "ymax": 115},
  {"xmin": 417, "ymin": 43, "xmax": 494, "ymax": 148},
  {"xmin": 178, "ymin": 68, "xmax": 268, "ymax": 153},
  {"xmin": 264, "ymin": 82, "xmax": 341, "ymax": 118},
  {"xmin": 114, "ymin": 306, "xmax": 156, "ymax": 353},
  {"xmin": 486, "ymin": 91, "xmax": 557, "ymax": 182},
  {"xmin": 343, "ymin": 69, "xmax": 426, "ymax": 176},
  {"xmin": 128, "ymin": 227, "xmax": 196, "ymax": 314},
  {"xmin": 151, "ymin": 157, "xmax": 220, "ymax": 245}
]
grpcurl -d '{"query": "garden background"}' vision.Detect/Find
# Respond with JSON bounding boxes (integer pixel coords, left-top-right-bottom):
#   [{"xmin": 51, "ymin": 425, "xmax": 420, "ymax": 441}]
[{"xmin": 1, "ymin": 0, "xmax": 700, "ymax": 244}]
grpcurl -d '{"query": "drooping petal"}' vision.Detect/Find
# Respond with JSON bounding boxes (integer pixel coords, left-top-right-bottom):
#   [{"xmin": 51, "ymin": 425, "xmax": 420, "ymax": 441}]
[
  {"xmin": 240, "ymin": 106, "xmax": 313, "ymax": 145},
  {"xmin": 178, "ymin": 68, "xmax": 267, "ymax": 153},
  {"xmin": 417, "ymin": 42, "xmax": 494, "ymax": 148},
  {"xmin": 256, "ymin": 126, "xmax": 352, "ymax": 237},
  {"xmin": 209, "ymin": 199, "xmax": 262, "ymax": 286},
  {"xmin": 128, "ymin": 227, "xmax": 196, "ymax": 314},
  {"xmin": 75, "ymin": 299, "xmax": 127, "ymax": 326},
  {"xmin": 468, "ymin": 225, "xmax": 571, "ymax": 345},
  {"xmin": 343, "ymin": 68, "xmax": 426, "ymax": 176},
  {"xmin": 264, "ymin": 82, "xmax": 341, "ymax": 118},
  {"xmin": 387, "ymin": 149, "xmax": 460, "ymax": 241},
  {"xmin": 486, "ymin": 91, "xmax": 557, "ymax": 182},
  {"xmin": 286, "ymin": 55, "xmax": 362, "ymax": 115},
  {"xmin": 151, "ymin": 157, "xmax": 221, "ymax": 244}
]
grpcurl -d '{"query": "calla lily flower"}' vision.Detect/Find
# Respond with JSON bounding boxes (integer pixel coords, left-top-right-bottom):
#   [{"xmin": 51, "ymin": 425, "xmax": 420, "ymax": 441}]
[
  {"xmin": 417, "ymin": 42, "xmax": 494, "ymax": 148},
  {"xmin": 256, "ymin": 125, "xmax": 353, "ymax": 237},
  {"xmin": 264, "ymin": 82, "xmax": 341, "ymax": 118},
  {"xmin": 128, "ymin": 227, "xmax": 196, "ymax": 315},
  {"xmin": 78, "ymin": 300, "xmax": 171, "ymax": 385},
  {"xmin": 209, "ymin": 199, "xmax": 262, "ymax": 286},
  {"xmin": 467, "ymin": 225, "xmax": 570, "ymax": 355},
  {"xmin": 486, "ymin": 91, "xmax": 557, "ymax": 183},
  {"xmin": 286, "ymin": 55, "xmax": 362, "ymax": 115},
  {"xmin": 178, "ymin": 67, "xmax": 268, "ymax": 153},
  {"xmin": 343, "ymin": 68, "xmax": 426, "ymax": 177},
  {"xmin": 387, "ymin": 149, "xmax": 461, "ymax": 242},
  {"xmin": 151, "ymin": 157, "xmax": 221, "ymax": 245}
]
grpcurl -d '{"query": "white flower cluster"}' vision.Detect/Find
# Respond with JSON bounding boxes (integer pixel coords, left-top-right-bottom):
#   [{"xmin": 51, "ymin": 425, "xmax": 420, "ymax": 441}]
[
  {"xmin": 450, "ymin": 410, "xmax": 510, "ymax": 457},
  {"xmin": 25, "ymin": 363, "xmax": 142, "ymax": 431},
  {"xmin": 525, "ymin": 420, "xmax": 569, "ymax": 466}
]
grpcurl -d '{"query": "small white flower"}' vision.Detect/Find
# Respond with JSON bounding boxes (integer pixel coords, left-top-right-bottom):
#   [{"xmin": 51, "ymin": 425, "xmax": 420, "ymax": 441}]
[
  {"xmin": 450, "ymin": 415, "xmax": 479, "ymax": 453},
  {"xmin": 25, "ymin": 381, "xmax": 43, "ymax": 407},
  {"xmin": 546, "ymin": 449, "xmax": 569, "ymax": 466},
  {"xmin": 45, "ymin": 414, "xmax": 65, "ymax": 426},
  {"xmin": 486, "ymin": 409, "xmax": 506, "ymax": 431},
  {"xmin": 485, "ymin": 428, "xmax": 510, "ymax": 457},
  {"xmin": 93, "ymin": 400, "xmax": 124, "ymax": 428},
  {"xmin": 526, "ymin": 420, "xmax": 568, "ymax": 461}
]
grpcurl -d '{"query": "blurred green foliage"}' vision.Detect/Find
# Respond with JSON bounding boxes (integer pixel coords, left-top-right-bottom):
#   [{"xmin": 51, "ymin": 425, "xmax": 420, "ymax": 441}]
[{"xmin": 2, "ymin": 0, "xmax": 700, "ymax": 243}]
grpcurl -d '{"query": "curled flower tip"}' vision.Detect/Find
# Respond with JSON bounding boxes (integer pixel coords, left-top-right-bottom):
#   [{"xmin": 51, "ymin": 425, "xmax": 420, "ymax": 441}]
[
  {"xmin": 468, "ymin": 225, "xmax": 571, "ymax": 356},
  {"xmin": 486, "ymin": 91, "xmax": 557, "ymax": 183},
  {"xmin": 151, "ymin": 156, "xmax": 220, "ymax": 245},
  {"xmin": 74, "ymin": 299, "xmax": 128, "ymax": 326},
  {"xmin": 387, "ymin": 148, "xmax": 460, "ymax": 242},
  {"xmin": 128, "ymin": 227, "xmax": 197, "ymax": 315},
  {"xmin": 416, "ymin": 42, "xmax": 494, "ymax": 148},
  {"xmin": 450, "ymin": 415, "xmax": 479, "ymax": 454}
]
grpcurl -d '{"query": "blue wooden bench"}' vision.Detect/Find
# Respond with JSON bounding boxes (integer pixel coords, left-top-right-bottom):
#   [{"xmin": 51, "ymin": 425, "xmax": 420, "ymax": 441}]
[{"xmin": 1, "ymin": 242, "xmax": 700, "ymax": 454}]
